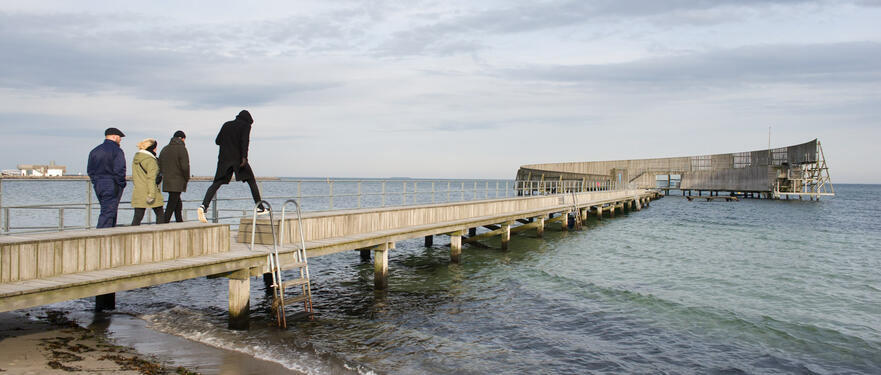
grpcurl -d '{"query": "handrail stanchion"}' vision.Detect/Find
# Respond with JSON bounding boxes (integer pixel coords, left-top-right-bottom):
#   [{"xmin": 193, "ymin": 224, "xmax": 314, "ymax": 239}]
[
  {"xmin": 212, "ymin": 195, "xmax": 219, "ymax": 223},
  {"xmin": 85, "ymin": 181, "xmax": 92, "ymax": 229}
]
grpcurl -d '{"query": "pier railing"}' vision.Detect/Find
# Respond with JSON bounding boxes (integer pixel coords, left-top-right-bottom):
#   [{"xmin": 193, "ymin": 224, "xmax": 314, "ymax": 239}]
[{"xmin": 0, "ymin": 178, "xmax": 618, "ymax": 235}]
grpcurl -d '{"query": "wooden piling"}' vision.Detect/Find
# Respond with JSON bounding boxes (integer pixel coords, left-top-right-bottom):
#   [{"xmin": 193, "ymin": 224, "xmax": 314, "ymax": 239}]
[
  {"xmin": 374, "ymin": 242, "xmax": 390, "ymax": 290},
  {"xmin": 501, "ymin": 222, "xmax": 512, "ymax": 250},
  {"xmin": 95, "ymin": 293, "xmax": 115, "ymax": 311},
  {"xmin": 536, "ymin": 217, "xmax": 545, "ymax": 238},
  {"xmin": 450, "ymin": 231, "xmax": 463, "ymax": 263},
  {"xmin": 228, "ymin": 269, "xmax": 250, "ymax": 330}
]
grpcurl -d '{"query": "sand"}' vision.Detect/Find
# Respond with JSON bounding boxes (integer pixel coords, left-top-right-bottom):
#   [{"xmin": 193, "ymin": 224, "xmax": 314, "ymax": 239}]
[{"xmin": 0, "ymin": 311, "xmax": 196, "ymax": 374}]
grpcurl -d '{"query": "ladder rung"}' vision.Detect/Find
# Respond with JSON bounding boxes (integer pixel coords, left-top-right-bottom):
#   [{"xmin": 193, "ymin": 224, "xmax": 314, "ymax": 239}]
[
  {"xmin": 282, "ymin": 278, "xmax": 309, "ymax": 288},
  {"xmin": 283, "ymin": 295, "xmax": 309, "ymax": 305}
]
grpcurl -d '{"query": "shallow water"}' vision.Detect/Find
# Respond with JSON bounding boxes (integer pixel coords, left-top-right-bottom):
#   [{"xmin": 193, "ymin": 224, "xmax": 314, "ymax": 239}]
[{"xmin": 8, "ymin": 183, "xmax": 881, "ymax": 374}]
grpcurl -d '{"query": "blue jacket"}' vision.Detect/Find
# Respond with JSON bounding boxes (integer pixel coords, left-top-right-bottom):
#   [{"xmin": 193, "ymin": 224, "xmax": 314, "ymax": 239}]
[{"xmin": 87, "ymin": 139, "xmax": 126, "ymax": 190}]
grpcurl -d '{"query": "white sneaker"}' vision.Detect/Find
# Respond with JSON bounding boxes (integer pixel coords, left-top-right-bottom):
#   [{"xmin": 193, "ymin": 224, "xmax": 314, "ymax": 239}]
[
  {"xmin": 257, "ymin": 206, "xmax": 271, "ymax": 215},
  {"xmin": 197, "ymin": 205, "xmax": 208, "ymax": 223}
]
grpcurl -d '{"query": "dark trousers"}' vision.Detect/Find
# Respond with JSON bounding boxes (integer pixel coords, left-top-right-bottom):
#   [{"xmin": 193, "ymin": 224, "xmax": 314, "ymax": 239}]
[
  {"xmin": 164, "ymin": 192, "xmax": 184, "ymax": 223},
  {"xmin": 96, "ymin": 185, "xmax": 123, "ymax": 229},
  {"xmin": 132, "ymin": 207, "xmax": 164, "ymax": 226},
  {"xmin": 201, "ymin": 178, "xmax": 262, "ymax": 209}
]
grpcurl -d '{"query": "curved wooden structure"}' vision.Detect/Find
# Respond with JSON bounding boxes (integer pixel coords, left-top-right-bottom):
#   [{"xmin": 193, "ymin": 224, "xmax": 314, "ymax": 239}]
[{"xmin": 516, "ymin": 139, "xmax": 833, "ymax": 199}]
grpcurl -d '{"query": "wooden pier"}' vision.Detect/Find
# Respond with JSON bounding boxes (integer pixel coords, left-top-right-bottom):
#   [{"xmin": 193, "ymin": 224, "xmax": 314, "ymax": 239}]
[{"xmin": 1, "ymin": 189, "xmax": 659, "ymax": 329}]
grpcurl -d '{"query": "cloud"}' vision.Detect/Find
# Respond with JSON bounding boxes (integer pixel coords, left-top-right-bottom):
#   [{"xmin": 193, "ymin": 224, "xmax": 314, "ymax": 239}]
[
  {"xmin": 0, "ymin": 12, "xmax": 339, "ymax": 108},
  {"xmin": 506, "ymin": 42, "xmax": 881, "ymax": 86},
  {"xmin": 369, "ymin": 0, "xmax": 872, "ymax": 57}
]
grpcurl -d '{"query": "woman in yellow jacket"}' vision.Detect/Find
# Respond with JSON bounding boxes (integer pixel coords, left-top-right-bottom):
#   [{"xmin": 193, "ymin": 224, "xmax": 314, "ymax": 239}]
[{"xmin": 131, "ymin": 138, "xmax": 165, "ymax": 225}]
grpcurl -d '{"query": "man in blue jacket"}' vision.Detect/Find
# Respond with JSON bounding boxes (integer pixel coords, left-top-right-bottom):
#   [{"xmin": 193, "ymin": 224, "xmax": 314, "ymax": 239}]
[{"xmin": 87, "ymin": 128, "xmax": 127, "ymax": 228}]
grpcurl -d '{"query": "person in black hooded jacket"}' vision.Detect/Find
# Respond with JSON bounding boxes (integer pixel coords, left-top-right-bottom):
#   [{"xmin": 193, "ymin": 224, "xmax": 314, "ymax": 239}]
[{"xmin": 197, "ymin": 110, "xmax": 266, "ymax": 223}]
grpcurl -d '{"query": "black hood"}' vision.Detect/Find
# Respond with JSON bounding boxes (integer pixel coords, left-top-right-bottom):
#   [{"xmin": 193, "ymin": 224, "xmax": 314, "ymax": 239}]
[{"xmin": 236, "ymin": 110, "xmax": 253, "ymax": 125}]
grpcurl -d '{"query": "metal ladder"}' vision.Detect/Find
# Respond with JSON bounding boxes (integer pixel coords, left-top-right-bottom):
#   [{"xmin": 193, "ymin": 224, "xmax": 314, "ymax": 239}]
[{"xmin": 250, "ymin": 199, "xmax": 314, "ymax": 328}]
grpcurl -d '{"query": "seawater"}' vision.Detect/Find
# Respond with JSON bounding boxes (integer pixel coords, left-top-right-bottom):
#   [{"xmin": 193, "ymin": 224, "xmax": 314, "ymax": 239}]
[{"xmin": 4, "ymin": 181, "xmax": 880, "ymax": 374}]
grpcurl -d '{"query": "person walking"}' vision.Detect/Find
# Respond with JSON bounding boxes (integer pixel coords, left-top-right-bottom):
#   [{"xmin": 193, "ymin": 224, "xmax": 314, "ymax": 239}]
[
  {"xmin": 131, "ymin": 138, "xmax": 164, "ymax": 225},
  {"xmin": 87, "ymin": 127, "xmax": 127, "ymax": 228},
  {"xmin": 198, "ymin": 110, "xmax": 266, "ymax": 223},
  {"xmin": 158, "ymin": 131, "xmax": 190, "ymax": 223}
]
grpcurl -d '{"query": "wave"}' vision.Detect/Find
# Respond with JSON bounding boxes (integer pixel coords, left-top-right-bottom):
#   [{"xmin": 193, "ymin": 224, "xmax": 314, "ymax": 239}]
[{"xmin": 139, "ymin": 306, "xmax": 375, "ymax": 375}]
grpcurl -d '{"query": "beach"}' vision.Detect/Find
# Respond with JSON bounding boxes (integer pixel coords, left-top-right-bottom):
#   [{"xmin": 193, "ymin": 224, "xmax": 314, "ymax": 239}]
[
  {"xmin": 0, "ymin": 310, "xmax": 186, "ymax": 374},
  {"xmin": 0, "ymin": 310, "xmax": 299, "ymax": 375}
]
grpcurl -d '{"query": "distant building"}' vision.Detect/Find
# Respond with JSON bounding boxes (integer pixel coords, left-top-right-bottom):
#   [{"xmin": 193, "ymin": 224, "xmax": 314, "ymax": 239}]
[
  {"xmin": 1, "ymin": 169, "xmax": 22, "ymax": 176},
  {"xmin": 17, "ymin": 161, "xmax": 67, "ymax": 177}
]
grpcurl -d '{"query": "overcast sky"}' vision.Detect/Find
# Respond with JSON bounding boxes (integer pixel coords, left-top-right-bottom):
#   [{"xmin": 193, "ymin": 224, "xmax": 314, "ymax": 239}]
[{"xmin": 1, "ymin": 0, "xmax": 879, "ymax": 182}]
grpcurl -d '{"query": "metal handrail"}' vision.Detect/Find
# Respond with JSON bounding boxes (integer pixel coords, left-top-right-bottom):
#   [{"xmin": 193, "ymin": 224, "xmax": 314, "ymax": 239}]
[
  {"xmin": 0, "ymin": 178, "xmax": 625, "ymax": 235},
  {"xmin": 249, "ymin": 200, "xmax": 276, "ymax": 252},
  {"xmin": 279, "ymin": 198, "xmax": 313, "ymax": 325}
]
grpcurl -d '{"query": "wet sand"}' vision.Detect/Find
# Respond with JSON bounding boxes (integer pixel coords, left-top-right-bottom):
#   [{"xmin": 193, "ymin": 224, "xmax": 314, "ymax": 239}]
[{"xmin": 0, "ymin": 310, "xmax": 299, "ymax": 375}]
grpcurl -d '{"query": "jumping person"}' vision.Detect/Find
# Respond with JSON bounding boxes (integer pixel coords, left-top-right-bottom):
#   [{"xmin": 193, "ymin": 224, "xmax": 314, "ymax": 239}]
[
  {"xmin": 158, "ymin": 130, "xmax": 190, "ymax": 223},
  {"xmin": 131, "ymin": 139, "xmax": 164, "ymax": 225},
  {"xmin": 87, "ymin": 127, "xmax": 126, "ymax": 228},
  {"xmin": 198, "ymin": 110, "xmax": 266, "ymax": 223}
]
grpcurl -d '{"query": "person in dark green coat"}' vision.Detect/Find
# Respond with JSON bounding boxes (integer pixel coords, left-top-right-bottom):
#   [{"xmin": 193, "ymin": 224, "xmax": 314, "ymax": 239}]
[
  {"xmin": 131, "ymin": 138, "xmax": 165, "ymax": 225},
  {"xmin": 158, "ymin": 131, "xmax": 190, "ymax": 223}
]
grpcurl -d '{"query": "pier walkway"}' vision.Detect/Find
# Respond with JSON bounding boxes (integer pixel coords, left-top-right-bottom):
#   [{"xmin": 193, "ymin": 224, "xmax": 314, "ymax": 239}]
[{"xmin": 1, "ymin": 189, "xmax": 659, "ymax": 329}]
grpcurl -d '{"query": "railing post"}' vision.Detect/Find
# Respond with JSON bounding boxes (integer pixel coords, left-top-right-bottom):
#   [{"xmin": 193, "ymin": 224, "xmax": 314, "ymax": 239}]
[
  {"xmin": 461, "ymin": 181, "xmax": 465, "ymax": 201},
  {"xmin": 329, "ymin": 180, "xmax": 334, "ymax": 209},
  {"xmin": 2, "ymin": 207, "xmax": 8, "ymax": 234},
  {"xmin": 85, "ymin": 180, "xmax": 92, "ymax": 229},
  {"xmin": 485, "ymin": 181, "xmax": 489, "ymax": 199},
  {"xmin": 432, "ymin": 181, "xmax": 436, "ymax": 203},
  {"xmin": 447, "ymin": 181, "xmax": 451, "ymax": 202},
  {"xmin": 402, "ymin": 181, "xmax": 406, "ymax": 205},
  {"xmin": 381, "ymin": 181, "xmax": 386, "ymax": 207},
  {"xmin": 58, "ymin": 208, "xmax": 64, "ymax": 231},
  {"xmin": 357, "ymin": 181, "xmax": 362, "ymax": 208},
  {"xmin": 0, "ymin": 178, "xmax": 3, "ymax": 233},
  {"xmin": 212, "ymin": 195, "xmax": 219, "ymax": 223},
  {"xmin": 473, "ymin": 181, "xmax": 477, "ymax": 200},
  {"xmin": 297, "ymin": 181, "xmax": 302, "ymax": 199}
]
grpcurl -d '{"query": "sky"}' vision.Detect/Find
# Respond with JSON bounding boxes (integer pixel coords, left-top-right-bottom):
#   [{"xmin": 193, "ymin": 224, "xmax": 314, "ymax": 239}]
[{"xmin": 0, "ymin": 0, "xmax": 879, "ymax": 182}]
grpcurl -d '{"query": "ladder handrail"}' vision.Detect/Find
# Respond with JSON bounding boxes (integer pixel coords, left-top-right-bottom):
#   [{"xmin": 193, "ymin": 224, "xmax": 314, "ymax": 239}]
[
  {"xmin": 279, "ymin": 199, "xmax": 307, "ymax": 252},
  {"xmin": 279, "ymin": 198, "xmax": 314, "ymax": 323},
  {"xmin": 249, "ymin": 200, "xmax": 277, "ymax": 252}
]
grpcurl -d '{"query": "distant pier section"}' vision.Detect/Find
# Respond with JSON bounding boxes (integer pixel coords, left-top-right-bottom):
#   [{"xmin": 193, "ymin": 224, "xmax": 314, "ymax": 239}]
[{"xmin": 516, "ymin": 139, "xmax": 833, "ymax": 200}]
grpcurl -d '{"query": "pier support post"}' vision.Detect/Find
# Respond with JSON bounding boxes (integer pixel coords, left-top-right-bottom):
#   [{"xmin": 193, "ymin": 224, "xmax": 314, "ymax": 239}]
[
  {"xmin": 228, "ymin": 269, "xmax": 250, "ymax": 330},
  {"xmin": 595, "ymin": 206, "xmax": 602, "ymax": 220},
  {"xmin": 561, "ymin": 212, "xmax": 569, "ymax": 231},
  {"xmin": 501, "ymin": 222, "xmax": 512, "ymax": 250},
  {"xmin": 536, "ymin": 217, "xmax": 545, "ymax": 238},
  {"xmin": 424, "ymin": 235, "xmax": 433, "ymax": 247},
  {"xmin": 610, "ymin": 204, "xmax": 616, "ymax": 218},
  {"xmin": 374, "ymin": 242, "xmax": 391, "ymax": 290},
  {"xmin": 95, "ymin": 293, "xmax": 115, "ymax": 311},
  {"xmin": 450, "ymin": 230, "xmax": 464, "ymax": 264}
]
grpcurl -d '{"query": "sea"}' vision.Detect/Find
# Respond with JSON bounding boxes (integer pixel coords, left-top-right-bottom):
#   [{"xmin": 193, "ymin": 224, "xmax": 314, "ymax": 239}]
[{"xmin": 2, "ymin": 179, "xmax": 880, "ymax": 374}]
